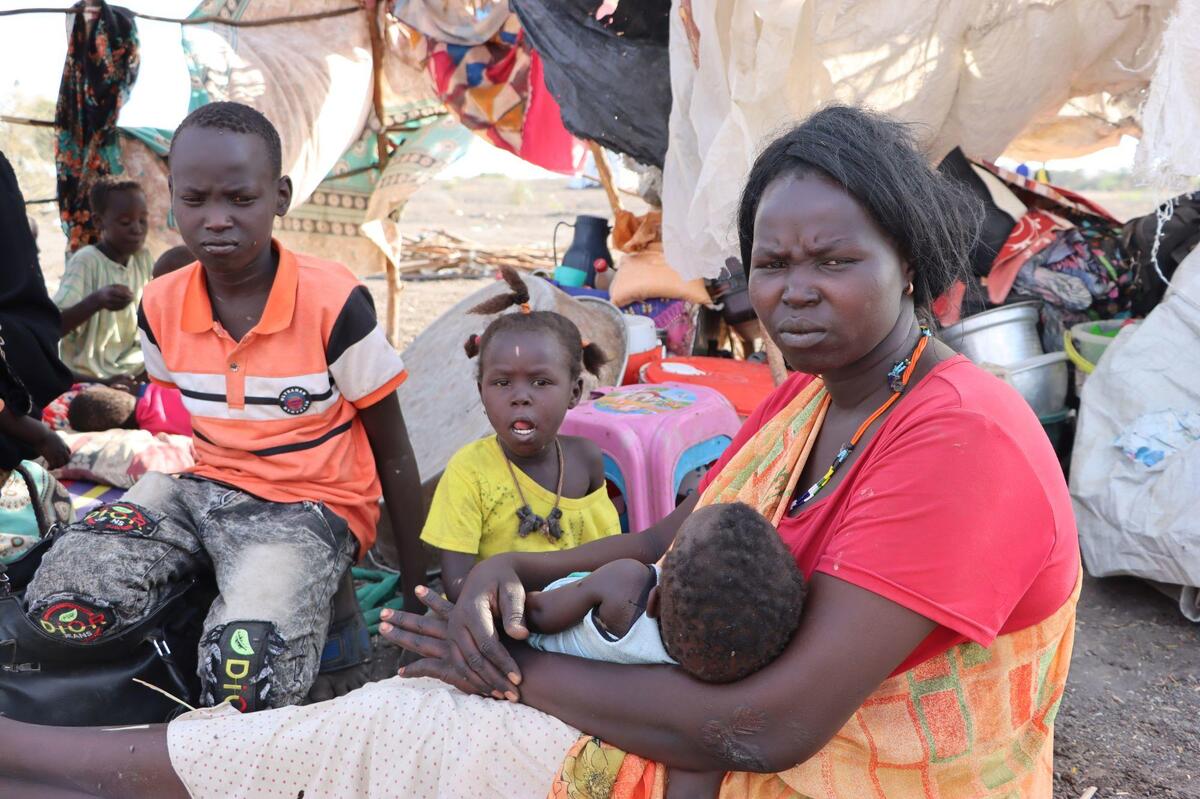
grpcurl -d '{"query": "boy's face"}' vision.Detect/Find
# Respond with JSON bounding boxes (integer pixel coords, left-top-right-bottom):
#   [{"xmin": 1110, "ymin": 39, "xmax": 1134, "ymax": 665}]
[
  {"xmin": 168, "ymin": 126, "xmax": 291, "ymax": 276},
  {"xmin": 97, "ymin": 189, "xmax": 148, "ymax": 257}
]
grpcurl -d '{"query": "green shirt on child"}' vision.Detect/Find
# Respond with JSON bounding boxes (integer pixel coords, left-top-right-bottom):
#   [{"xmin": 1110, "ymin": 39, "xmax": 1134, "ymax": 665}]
[{"xmin": 54, "ymin": 244, "xmax": 153, "ymax": 380}]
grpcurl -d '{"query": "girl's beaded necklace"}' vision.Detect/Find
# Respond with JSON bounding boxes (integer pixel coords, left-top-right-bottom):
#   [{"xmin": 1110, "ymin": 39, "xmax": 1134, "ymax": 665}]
[
  {"xmin": 788, "ymin": 327, "xmax": 932, "ymax": 514},
  {"xmin": 504, "ymin": 437, "xmax": 566, "ymax": 540}
]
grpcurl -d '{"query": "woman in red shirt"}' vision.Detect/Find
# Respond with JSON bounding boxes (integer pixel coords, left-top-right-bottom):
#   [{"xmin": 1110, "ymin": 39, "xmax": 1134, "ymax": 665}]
[{"xmin": 0, "ymin": 106, "xmax": 1079, "ymax": 799}]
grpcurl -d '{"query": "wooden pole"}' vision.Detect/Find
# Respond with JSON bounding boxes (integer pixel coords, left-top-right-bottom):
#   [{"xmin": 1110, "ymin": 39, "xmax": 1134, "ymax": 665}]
[
  {"xmin": 366, "ymin": 3, "xmax": 401, "ymax": 346},
  {"xmin": 384, "ymin": 250, "xmax": 401, "ymax": 348},
  {"xmin": 588, "ymin": 141, "xmax": 622, "ymax": 218}
]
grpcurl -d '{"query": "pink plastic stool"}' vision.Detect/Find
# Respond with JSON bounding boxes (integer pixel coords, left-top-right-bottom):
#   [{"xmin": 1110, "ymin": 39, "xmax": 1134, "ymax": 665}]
[{"xmin": 560, "ymin": 383, "xmax": 740, "ymax": 532}]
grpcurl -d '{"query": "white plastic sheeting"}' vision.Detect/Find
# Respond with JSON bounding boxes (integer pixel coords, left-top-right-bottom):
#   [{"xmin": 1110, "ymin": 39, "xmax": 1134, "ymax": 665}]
[
  {"xmin": 662, "ymin": 0, "xmax": 1181, "ymax": 280},
  {"xmin": 1135, "ymin": 0, "xmax": 1200, "ymax": 189},
  {"xmin": 1071, "ymin": 247, "xmax": 1200, "ymax": 621}
]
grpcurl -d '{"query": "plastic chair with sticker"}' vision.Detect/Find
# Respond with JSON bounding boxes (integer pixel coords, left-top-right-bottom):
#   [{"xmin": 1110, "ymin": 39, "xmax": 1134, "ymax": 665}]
[{"xmin": 560, "ymin": 383, "xmax": 740, "ymax": 532}]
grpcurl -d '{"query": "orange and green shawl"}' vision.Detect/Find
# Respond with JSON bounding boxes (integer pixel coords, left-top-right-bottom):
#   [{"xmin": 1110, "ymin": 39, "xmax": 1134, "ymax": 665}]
[{"xmin": 548, "ymin": 379, "xmax": 1079, "ymax": 798}]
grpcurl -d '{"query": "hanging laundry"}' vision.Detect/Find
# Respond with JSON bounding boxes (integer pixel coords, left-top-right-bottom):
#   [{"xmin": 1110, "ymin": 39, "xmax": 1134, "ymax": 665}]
[
  {"xmin": 510, "ymin": 0, "xmax": 671, "ymax": 168},
  {"xmin": 54, "ymin": 1, "xmax": 140, "ymax": 253},
  {"xmin": 409, "ymin": 15, "xmax": 583, "ymax": 174}
]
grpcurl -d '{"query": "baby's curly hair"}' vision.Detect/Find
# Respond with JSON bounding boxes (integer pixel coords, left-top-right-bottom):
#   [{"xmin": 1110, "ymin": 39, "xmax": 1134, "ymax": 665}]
[
  {"xmin": 658, "ymin": 502, "xmax": 806, "ymax": 683},
  {"xmin": 463, "ymin": 265, "xmax": 608, "ymax": 382},
  {"xmin": 68, "ymin": 386, "xmax": 137, "ymax": 432}
]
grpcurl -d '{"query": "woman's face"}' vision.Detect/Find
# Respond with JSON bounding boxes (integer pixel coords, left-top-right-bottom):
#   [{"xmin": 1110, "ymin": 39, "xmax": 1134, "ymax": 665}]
[{"xmin": 748, "ymin": 174, "xmax": 912, "ymax": 375}]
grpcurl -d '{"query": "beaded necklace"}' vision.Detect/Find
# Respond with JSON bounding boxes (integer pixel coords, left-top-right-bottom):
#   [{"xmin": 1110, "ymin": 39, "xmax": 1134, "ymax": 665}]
[
  {"xmin": 504, "ymin": 438, "xmax": 566, "ymax": 540},
  {"xmin": 788, "ymin": 327, "xmax": 932, "ymax": 514}
]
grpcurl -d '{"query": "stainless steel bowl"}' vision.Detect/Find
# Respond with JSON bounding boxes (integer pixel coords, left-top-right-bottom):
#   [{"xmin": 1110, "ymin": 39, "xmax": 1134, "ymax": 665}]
[
  {"xmin": 939, "ymin": 301, "xmax": 1043, "ymax": 367},
  {"xmin": 1003, "ymin": 351, "xmax": 1068, "ymax": 416}
]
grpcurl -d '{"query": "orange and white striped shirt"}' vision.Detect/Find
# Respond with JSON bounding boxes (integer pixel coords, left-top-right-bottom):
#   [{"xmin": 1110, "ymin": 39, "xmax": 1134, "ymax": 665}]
[{"xmin": 137, "ymin": 242, "xmax": 407, "ymax": 552}]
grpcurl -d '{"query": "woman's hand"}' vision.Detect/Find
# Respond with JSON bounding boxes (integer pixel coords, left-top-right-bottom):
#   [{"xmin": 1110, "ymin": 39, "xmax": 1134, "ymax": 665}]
[
  {"xmin": 442, "ymin": 553, "xmax": 531, "ymax": 695},
  {"xmin": 379, "ymin": 587, "xmax": 517, "ymax": 700}
]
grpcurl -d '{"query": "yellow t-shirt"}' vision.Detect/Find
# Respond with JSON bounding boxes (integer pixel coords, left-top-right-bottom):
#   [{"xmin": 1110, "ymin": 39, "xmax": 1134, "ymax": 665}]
[
  {"xmin": 421, "ymin": 435, "xmax": 620, "ymax": 561},
  {"xmin": 54, "ymin": 245, "xmax": 153, "ymax": 380}
]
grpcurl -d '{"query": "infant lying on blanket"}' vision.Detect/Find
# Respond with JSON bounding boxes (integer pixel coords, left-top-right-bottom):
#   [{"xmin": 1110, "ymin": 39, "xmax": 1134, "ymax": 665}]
[
  {"xmin": 527, "ymin": 501, "xmax": 806, "ymax": 677},
  {"xmin": 67, "ymin": 384, "xmax": 190, "ymax": 437}
]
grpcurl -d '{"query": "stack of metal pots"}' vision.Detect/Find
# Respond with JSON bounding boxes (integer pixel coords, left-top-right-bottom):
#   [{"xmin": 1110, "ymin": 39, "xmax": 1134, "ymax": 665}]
[{"xmin": 938, "ymin": 301, "xmax": 1069, "ymax": 427}]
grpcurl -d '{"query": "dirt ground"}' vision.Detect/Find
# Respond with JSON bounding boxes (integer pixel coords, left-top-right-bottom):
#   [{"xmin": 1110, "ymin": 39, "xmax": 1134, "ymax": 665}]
[
  {"xmin": 30, "ymin": 177, "xmax": 1198, "ymax": 796},
  {"xmin": 1054, "ymin": 576, "xmax": 1199, "ymax": 797}
]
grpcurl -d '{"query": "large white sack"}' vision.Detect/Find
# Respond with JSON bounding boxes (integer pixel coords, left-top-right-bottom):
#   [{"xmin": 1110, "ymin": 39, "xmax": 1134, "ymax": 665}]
[{"xmin": 1070, "ymin": 247, "xmax": 1200, "ymax": 621}]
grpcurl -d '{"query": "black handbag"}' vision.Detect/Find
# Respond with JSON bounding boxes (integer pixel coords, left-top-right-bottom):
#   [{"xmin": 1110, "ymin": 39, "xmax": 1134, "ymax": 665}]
[{"xmin": 0, "ymin": 527, "xmax": 215, "ymax": 726}]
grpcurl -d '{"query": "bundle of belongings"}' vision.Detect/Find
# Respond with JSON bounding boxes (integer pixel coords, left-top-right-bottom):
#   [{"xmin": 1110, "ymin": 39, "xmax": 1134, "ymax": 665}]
[
  {"xmin": 608, "ymin": 209, "xmax": 710, "ymax": 357},
  {"xmin": 936, "ymin": 149, "xmax": 1130, "ymax": 350},
  {"xmin": 934, "ymin": 149, "xmax": 1200, "ymax": 351}
]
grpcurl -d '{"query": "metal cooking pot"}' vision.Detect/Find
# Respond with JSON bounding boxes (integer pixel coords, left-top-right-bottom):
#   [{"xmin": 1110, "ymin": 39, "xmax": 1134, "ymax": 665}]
[
  {"xmin": 1002, "ymin": 351, "xmax": 1069, "ymax": 416},
  {"xmin": 939, "ymin": 301, "xmax": 1043, "ymax": 367}
]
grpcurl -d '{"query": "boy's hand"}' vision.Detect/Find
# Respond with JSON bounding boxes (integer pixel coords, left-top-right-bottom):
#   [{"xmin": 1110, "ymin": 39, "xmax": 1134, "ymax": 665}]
[
  {"xmin": 92, "ymin": 284, "xmax": 135, "ymax": 311},
  {"xmin": 36, "ymin": 427, "xmax": 71, "ymax": 470}
]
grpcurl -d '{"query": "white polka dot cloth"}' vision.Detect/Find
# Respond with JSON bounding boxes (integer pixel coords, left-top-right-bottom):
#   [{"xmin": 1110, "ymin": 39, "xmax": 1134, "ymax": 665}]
[{"xmin": 168, "ymin": 676, "xmax": 580, "ymax": 798}]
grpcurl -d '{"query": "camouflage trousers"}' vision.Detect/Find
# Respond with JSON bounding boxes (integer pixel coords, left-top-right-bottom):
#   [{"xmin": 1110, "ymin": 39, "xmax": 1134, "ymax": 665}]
[{"xmin": 25, "ymin": 472, "xmax": 355, "ymax": 710}]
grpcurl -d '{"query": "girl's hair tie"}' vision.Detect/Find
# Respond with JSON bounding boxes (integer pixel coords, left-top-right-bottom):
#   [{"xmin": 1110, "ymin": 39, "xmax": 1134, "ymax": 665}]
[
  {"xmin": 469, "ymin": 334, "xmax": 480, "ymax": 347},
  {"xmin": 518, "ymin": 302, "xmax": 532, "ymax": 315}
]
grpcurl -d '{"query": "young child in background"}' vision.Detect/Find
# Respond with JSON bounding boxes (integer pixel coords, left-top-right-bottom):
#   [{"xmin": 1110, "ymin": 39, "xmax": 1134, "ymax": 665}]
[
  {"xmin": 421, "ymin": 266, "xmax": 620, "ymax": 600},
  {"xmin": 42, "ymin": 245, "xmax": 200, "ymax": 436},
  {"xmin": 54, "ymin": 177, "xmax": 153, "ymax": 389},
  {"xmin": 525, "ymin": 501, "xmax": 807, "ymax": 798},
  {"xmin": 66, "ymin": 383, "xmax": 190, "ymax": 438},
  {"xmin": 27, "ymin": 101, "xmax": 427, "ymax": 711}
]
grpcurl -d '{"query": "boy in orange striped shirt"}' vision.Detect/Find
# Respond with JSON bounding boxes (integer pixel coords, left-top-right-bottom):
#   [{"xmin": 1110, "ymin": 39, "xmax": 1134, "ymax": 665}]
[{"xmin": 27, "ymin": 103, "xmax": 426, "ymax": 711}]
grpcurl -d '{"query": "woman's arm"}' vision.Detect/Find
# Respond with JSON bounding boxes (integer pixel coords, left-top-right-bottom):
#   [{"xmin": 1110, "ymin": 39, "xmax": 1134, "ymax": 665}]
[
  {"xmin": 0, "ymin": 716, "xmax": 185, "ymax": 799},
  {"xmin": 510, "ymin": 574, "xmax": 936, "ymax": 772},
  {"xmin": 437, "ymin": 493, "xmax": 697, "ymax": 693}
]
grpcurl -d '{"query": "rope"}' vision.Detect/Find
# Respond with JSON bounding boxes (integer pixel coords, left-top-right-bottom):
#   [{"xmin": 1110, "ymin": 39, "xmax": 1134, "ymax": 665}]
[
  {"xmin": 0, "ymin": 5, "xmax": 361, "ymax": 27},
  {"xmin": 1149, "ymin": 196, "xmax": 1177, "ymax": 289}
]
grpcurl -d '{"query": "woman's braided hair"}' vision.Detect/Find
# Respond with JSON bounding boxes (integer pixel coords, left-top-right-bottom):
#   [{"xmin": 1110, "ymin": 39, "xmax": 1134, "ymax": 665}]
[{"xmin": 463, "ymin": 265, "xmax": 608, "ymax": 381}]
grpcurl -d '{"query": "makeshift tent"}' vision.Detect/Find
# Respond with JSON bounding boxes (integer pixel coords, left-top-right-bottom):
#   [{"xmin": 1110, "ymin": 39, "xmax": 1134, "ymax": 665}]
[
  {"xmin": 112, "ymin": 1, "xmax": 583, "ymax": 261},
  {"xmin": 660, "ymin": 0, "xmax": 1189, "ymax": 280},
  {"xmin": 36, "ymin": 0, "xmax": 583, "ymax": 341},
  {"xmin": 110, "ymin": 0, "xmax": 379, "ymax": 265}
]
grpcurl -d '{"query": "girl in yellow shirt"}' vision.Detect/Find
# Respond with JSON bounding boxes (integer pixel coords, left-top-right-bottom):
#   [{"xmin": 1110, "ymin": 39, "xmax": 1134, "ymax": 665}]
[{"xmin": 421, "ymin": 267, "xmax": 620, "ymax": 599}]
